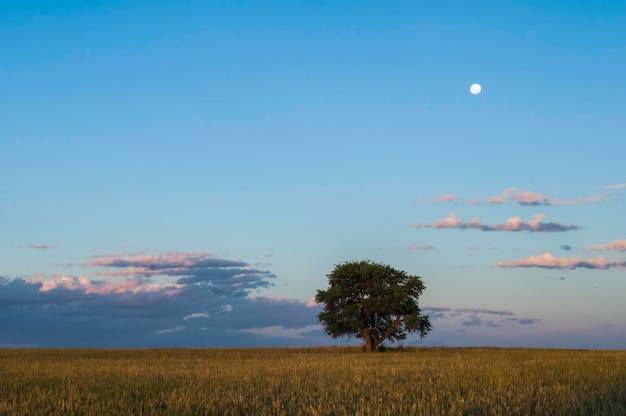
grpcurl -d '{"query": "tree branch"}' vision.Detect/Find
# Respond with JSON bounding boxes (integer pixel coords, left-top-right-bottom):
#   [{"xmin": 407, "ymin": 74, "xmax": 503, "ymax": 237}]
[{"xmin": 374, "ymin": 314, "xmax": 402, "ymax": 347}]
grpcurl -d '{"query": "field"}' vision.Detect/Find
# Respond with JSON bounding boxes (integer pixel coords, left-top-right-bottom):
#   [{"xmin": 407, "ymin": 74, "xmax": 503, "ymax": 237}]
[{"xmin": 1, "ymin": 347, "xmax": 625, "ymax": 415}]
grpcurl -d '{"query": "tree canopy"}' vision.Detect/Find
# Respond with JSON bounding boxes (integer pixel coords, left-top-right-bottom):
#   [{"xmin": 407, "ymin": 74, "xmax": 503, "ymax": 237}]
[{"xmin": 315, "ymin": 260, "xmax": 431, "ymax": 352}]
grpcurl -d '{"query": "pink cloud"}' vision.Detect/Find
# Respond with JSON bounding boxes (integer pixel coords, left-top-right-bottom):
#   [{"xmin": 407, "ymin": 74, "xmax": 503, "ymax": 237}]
[
  {"xmin": 465, "ymin": 197, "xmax": 483, "ymax": 205},
  {"xmin": 487, "ymin": 188, "xmax": 517, "ymax": 204},
  {"xmin": 27, "ymin": 244, "xmax": 58, "ymax": 249},
  {"xmin": 454, "ymin": 187, "xmax": 613, "ymax": 207},
  {"xmin": 495, "ymin": 213, "xmax": 545, "ymax": 231},
  {"xmin": 487, "ymin": 188, "xmax": 549, "ymax": 206},
  {"xmin": 92, "ymin": 267, "xmax": 170, "ymax": 278},
  {"xmin": 91, "ymin": 251, "xmax": 128, "ymax": 258},
  {"xmin": 85, "ymin": 252, "xmax": 245, "ymax": 276},
  {"xmin": 602, "ymin": 183, "xmax": 626, "ymax": 189},
  {"xmin": 434, "ymin": 193, "xmax": 456, "ymax": 203},
  {"xmin": 419, "ymin": 213, "xmax": 580, "ymax": 232},
  {"xmin": 577, "ymin": 194, "xmax": 606, "ymax": 204},
  {"xmin": 495, "ymin": 253, "xmax": 626, "ymax": 270},
  {"xmin": 551, "ymin": 194, "xmax": 607, "ymax": 205},
  {"xmin": 83, "ymin": 250, "xmax": 275, "ymax": 294},
  {"xmin": 588, "ymin": 240, "xmax": 626, "ymax": 252},
  {"xmin": 306, "ymin": 298, "xmax": 318, "ymax": 307},
  {"xmin": 30, "ymin": 275, "xmax": 182, "ymax": 295},
  {"xmin": 513, "ymin": 191, "xmax": 549, "ymax": 206},
  {"xmin": 408, "ymin": 244, "xmax": 435, "ymax": 250},
  {"xmin": 465, "ymin": 217, "xmax": 482, "ymax": 228},
  {"xmin": 484, "ymin": 188, "xmax": 607, "ymax": 206},
  {"xmin": 411, "ymin": 223, "xmax": 421, "ymax": 228},
  {"xmin": 415, "ymin": 194, "xmax": 456, "ymax": 203},
  {"xmin": 434, "ymin": 212, "xmax": 463, "ymax": 228},
  {"xmin": 551, "ymin": 198, "xmax": 574, "ymax": 205}
]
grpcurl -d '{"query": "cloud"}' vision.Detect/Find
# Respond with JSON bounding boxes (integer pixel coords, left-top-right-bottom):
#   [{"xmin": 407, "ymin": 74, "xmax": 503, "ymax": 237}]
[
  {"xmin": 602, "ymin": 183, "xmax": 626, "ymax": 190},
  {"xmin": 433, "ymin": 193, "xmax": 455, "ymax": 203},
  {"xmin": 421, "ymin": 306, "xmax": 451, "ymax": 319},
  {"xmin": 305, "ymin": 297, "xmax": 318, "ymax": 307},
  {"xmin": 588, "ymin": 240, "xmax": 626, "ymax": 252},
  {"xmin": 456, "ymin": 309, "xmax": 539, "ymax": 328},
  {"xmin": 422, "ymin": 307, "xmax": 452, "ymax": 312},
  {"xmin": 184, "ymin": 312, "xmax": 210, "ymax": 320},
  {"xmin": 433, "ymin": 212, "xmax": 465, "ymax": 228},
  {"xmin": 86, "ymin": 251, "xmax": 245, "ymax": 271},
  {"xmin": 27, "ymin": 244, "xmax": 58, "ymax": 249},
  {"xmin": 495, "ymin": 253, "xmax": 626, "ymax": 270},
  {"xmin": 415, "ymin": 194, "xmax": 456, "ymax": 203},
  {"xmin": 0, "ymin": 274, "xmax": 320, "ymax": 347},
  {"xmin": 548, "ymin": 194, "xmax": 606, "ymax": 205},
  {"xmin": 85, "ymin": 251, "xmax": 275, "ymax": 295},
  {"xmin": 420, "ymin": 306, "xmax": 541, "ymax": 329},
  {"xmin": 560, "ymin": 245, "xmax": 572, "ymax": 251},
  {"xmin": 577, "ymin": 194, "xmax": 606, "ymax": 204},
  {"xmin": 240, "ymin": 324, "xmax": 321, "ymax": 340},
  {"xmin": 485, "ymin": 188, "xmax": 549, "ymax": 206},
  {"xmin": 551, "ymin": 198, "xmax": 574, "ymax": 205},
  {"xmin": 33, "ymin": 274, "xmax": 181, "ymax": 295},
  {"xmin": 552, "ymin": 194, "xmax": 605, "ymax": 205},
  {"xmin": 0, "ymin": 251, "xmax": 327, "ymax": 347},
  {"xmin": 417, "ymin": 306, "xmax": 540, "ymax": 329},
  {"xmin": 453, "ymin": 308, "xmax": 514, "ymax": 316},
  {"xmin": 513, "ymin": 318, "xmax": 542, "ymax": 325},
  {"xmin": 462, "ymin": 315, "xmax": 501, "ymax": 327},
  {"xmin": 478, "ymin": 188, "xmax": 607, "ymax": 206},
  {"xmin": 419, "ymin": 213, "xmax": 580, "ymax": 232},
  {"xmin": 407, "ymin": 244, "xmax": 436, "ymax": 250},
  {"xmin": 486, "ymin": 188, "xmax": 517, "ymax": 204},
  {"xmin": 513, "ymin": 191, "xmax": 550, "ymax": 206}
]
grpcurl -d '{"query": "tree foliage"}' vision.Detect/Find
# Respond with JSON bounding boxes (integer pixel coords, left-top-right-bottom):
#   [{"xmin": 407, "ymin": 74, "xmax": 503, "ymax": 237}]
[{"xmin": 316, "ymin": 260, "xmax": 431, "ymax": 352}]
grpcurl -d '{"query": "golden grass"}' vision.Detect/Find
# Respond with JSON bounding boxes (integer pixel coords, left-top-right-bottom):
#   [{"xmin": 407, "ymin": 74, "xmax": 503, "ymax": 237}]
[{"xmin": 1, "ymin": 347, "xmax": 625, "ymax": 415}]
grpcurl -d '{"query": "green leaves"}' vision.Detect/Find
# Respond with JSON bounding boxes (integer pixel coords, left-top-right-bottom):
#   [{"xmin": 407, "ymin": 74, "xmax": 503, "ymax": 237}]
[{"xmin": 315, "ymin": 260, "xmax": 431, "ymax": 352}]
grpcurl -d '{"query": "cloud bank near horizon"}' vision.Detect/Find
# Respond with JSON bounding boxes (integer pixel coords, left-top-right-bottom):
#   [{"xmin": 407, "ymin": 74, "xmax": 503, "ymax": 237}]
[
  {"xmin": 0, "ymin": 251, "xmax": 322, "ymax": 348},
  {"xmin": 422, "ymin": 306, "xmax": 541, "ymax": 329},
  {"xmin": 0, "ymin": 247, "xmax": 549, "ymax": 348}
]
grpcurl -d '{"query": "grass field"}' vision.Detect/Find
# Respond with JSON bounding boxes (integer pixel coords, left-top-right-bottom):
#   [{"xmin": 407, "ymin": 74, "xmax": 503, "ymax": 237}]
[{"xmin": 1, "ymin": 347, "xmax": 625, "ymax": 415}]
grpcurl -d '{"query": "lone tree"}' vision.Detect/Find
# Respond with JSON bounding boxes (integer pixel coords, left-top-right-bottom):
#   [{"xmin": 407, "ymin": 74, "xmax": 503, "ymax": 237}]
[{"xmin": 316, "ymin": 260, "xmax": 431, "ymax": 352}]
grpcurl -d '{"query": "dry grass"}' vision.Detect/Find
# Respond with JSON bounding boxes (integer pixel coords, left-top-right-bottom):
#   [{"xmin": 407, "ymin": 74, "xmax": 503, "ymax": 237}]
[{"xmin": 1, "ymin": 347, "xmax": 625, "ymax": 415}]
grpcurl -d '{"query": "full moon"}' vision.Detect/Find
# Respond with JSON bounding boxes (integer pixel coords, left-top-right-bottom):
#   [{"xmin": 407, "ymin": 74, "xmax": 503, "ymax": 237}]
[{"xmin": 470, "ymin": 83, "xmax": 482, "ymax": 95}]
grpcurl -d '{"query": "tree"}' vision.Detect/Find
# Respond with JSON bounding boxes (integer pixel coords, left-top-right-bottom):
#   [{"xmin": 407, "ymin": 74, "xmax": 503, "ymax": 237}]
[{"xmin": 315, "ymin": 260, "xmax": 431, "ymax": 352}]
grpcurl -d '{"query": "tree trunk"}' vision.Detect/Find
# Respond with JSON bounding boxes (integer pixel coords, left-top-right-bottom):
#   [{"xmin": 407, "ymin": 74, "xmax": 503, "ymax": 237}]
[{"xmin": 362, "ymin": 329, "xmax": 376, "ymax": 353}]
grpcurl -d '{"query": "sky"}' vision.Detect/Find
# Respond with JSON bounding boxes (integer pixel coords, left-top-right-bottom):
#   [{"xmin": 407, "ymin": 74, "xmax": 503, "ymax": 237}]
[{"xmin": 1, "ymin": 0, "xmax": 625, "ymax": 349}]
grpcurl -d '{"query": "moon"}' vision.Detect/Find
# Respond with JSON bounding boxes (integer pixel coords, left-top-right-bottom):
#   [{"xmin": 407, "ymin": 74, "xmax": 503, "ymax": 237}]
[{"xmin": 470, "ymin": 83, "xmax": 482, "ymax": 95}]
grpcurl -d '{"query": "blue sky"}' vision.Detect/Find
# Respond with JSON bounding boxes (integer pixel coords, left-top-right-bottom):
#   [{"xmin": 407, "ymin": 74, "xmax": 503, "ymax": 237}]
[{"xmin": 1, "ymin": 0, "xmax": 625, "ymax": 348}]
